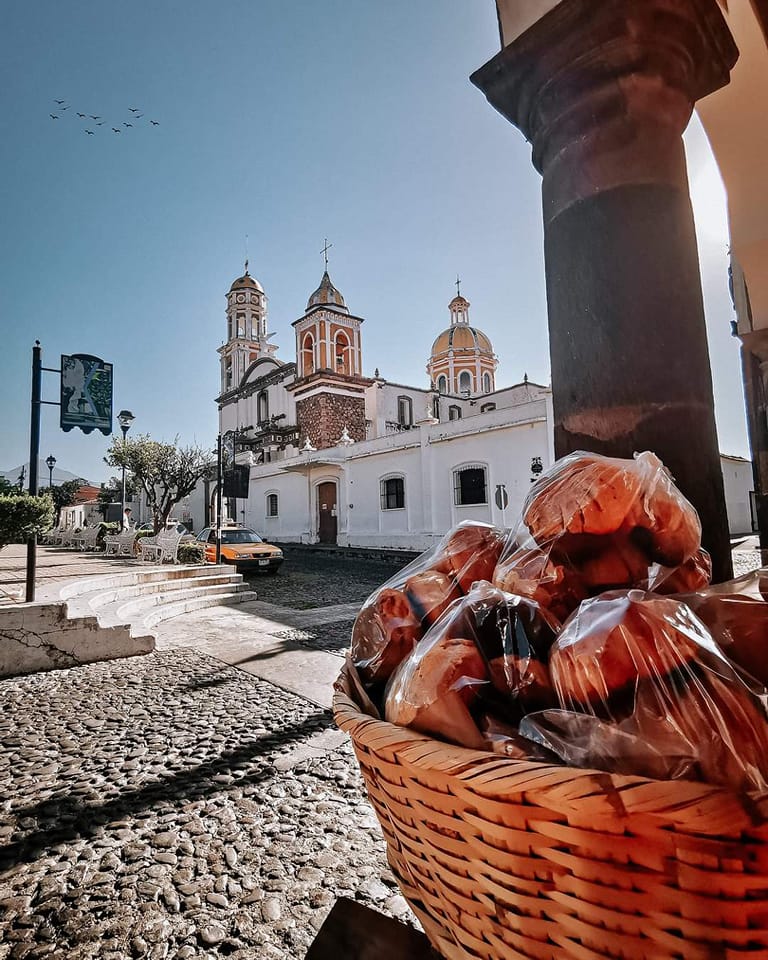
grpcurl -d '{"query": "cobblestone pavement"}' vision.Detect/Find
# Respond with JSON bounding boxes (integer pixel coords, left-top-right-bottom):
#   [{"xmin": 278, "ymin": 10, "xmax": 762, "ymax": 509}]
[
  {"xmin": 0, "ymin": 649, "xmax": 410, "ymax": 960},
  {"xmin": 268, "ymin": 620, "xmax": 354, "ymax": 658},
  {"xmin": 244, "ymin": 552, "xmax": 405, "ymax": 609}
]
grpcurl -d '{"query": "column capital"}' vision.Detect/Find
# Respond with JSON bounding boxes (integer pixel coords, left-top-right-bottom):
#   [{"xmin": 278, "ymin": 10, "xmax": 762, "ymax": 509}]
[{"xmin": 472, "ymin": 0, "xmax": 737, "ymax": 209}]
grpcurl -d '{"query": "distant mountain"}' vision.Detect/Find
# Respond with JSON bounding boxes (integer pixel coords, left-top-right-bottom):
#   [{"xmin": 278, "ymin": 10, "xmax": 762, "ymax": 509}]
[{"xmin": 1, "ymin": 461, "xmax": 91, "ymax": 487}]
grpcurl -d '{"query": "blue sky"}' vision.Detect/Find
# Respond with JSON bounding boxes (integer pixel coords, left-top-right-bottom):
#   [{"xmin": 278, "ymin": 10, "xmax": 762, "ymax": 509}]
[{"xmin": 0, "ymin": 1, "xmax": 748, "ymax": 483}]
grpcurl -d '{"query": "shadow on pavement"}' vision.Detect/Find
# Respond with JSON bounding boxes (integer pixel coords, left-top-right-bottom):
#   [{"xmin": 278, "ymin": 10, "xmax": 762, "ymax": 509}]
[{"xmin": 0, "ymin": 707, "xmax": 330, "ymax": 871}]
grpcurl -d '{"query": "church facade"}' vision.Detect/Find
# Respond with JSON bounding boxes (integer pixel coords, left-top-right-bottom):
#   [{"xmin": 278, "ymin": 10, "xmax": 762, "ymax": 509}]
[{"xmin": 216, "ymin": 263, "xmax": 554, "ymax": 550}]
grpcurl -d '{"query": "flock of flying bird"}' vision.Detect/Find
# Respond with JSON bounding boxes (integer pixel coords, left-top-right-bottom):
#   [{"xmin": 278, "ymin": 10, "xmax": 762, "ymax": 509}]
[{"xmin": 48, "ymin": 100, "xmax": 160, "ymax": 135}]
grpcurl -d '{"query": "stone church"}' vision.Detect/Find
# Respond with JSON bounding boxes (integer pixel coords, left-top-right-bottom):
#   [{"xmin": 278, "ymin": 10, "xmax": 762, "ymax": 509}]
[{"xmin": 216, "ymin": 262, "xmax": 553, "ymax": 550}]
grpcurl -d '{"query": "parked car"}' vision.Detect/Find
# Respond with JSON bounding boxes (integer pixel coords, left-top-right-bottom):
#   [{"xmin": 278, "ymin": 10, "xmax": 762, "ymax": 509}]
[{"xmin": 196, "ymin": 526, "xmax": 283, "ymax": 573}]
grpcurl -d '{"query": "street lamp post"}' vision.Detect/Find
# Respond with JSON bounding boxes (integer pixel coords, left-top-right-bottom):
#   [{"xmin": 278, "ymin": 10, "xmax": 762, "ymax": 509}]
[
  {"xmin": 117, "ymin": 410, "xmax": 135, "ymax": 528},
  {"xmin": 46, "ymin": 455, "xmax": 56, "ymax": 489}
]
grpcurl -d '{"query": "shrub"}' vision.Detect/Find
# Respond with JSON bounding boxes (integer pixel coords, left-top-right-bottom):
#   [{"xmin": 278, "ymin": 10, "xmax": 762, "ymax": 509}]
[
  {"xmin": 98, "ymin": 522, "xmax": 120, "ymax": 541},
  {"xmin": 177, "ymin": 541, "xmax": 205, "ymax": 565},
  {"xmin": 0, "ymin": 493, "xmax": 55, "ymax": 550},
  {"xmin": 134, "ymin": 530, "xmax": 155, "ymax": 541}
]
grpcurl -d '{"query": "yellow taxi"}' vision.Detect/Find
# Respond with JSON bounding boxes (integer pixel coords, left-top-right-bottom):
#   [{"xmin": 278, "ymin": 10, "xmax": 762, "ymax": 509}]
[{"xmin": 197, "ymin": 526, "xmax": 283, "ymax": 573}]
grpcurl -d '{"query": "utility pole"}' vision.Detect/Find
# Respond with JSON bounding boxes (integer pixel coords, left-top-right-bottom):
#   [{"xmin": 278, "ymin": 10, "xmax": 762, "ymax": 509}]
[
  {"xmin": 26, "ymin": 342, "xmax": 42, "ymax": 602},
  {"xmin": 215, "ymin": 434, "xmax": 222, "ymax": 565}
]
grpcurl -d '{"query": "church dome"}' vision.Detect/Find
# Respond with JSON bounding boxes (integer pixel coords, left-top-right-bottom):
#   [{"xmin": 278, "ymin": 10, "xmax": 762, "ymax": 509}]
[
  {"xmin": 430, "ymin": 325, "xmax": 493, "ymax": 356},
  {"xmin": 229, "ymin": 271, "xmax": 264, "ymax": 293},
  {"xmin": 427, "ymin": 286, "xmax": 498, "ymax": 397},
  {"xmin": 306, "ymin": 271, "xmax": 348, "ymax": 312}
]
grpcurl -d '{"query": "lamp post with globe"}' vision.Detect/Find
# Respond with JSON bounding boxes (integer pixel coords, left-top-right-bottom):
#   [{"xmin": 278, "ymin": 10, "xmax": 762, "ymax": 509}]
[
  {"xmin": 45, "ymin": 455, "xmax": 56, "ymax": 489},
  {"xmin": 117, "ymin": 410, "xmax": 135, "ymax": 528}
]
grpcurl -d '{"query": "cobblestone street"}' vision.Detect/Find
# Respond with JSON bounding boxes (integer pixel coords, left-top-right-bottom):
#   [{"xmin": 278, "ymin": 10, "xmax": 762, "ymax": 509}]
[
  {"xmin": 0, "ymin": 549, "xmax": 412, "ymax": 959},
  {"xmin": 0, "ymin": 542, "xmax": 763, "ymax": 958}
]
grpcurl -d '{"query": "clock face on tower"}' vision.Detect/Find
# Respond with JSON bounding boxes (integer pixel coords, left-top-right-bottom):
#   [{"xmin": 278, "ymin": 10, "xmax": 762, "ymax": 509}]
[{"xmin": 236, "ymin": 293, "xmax": 245, "ymax": 303}]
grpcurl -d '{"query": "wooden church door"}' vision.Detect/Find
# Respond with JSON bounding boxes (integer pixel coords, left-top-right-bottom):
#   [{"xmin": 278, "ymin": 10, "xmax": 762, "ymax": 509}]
[{"xmin": 317, "ymin": 482, "xmax": 338, "ymax": 544}]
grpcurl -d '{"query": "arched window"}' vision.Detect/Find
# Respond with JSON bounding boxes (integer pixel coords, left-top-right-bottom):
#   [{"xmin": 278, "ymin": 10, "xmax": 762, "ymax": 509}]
[
  {"xmin": 480, "ymin": 402, "xmax": 496, "ymax": 413},
  {"xmin": 397, "ymin": 396, "xmax": 413, "ymax": 427},
  {"xmin": 437, "ymin": 375, "xmax": 448, "ymax": 395},
  {"xmin": 483, "ymin": 372, "xmax": 492, "ymax": 394},
  {"xmin": 448, "ymin": 404, "xmax": 462, "ymax": 421},
  {"xmin": 458, "ymin": 371, "xmax": 472, "ymax": 395},
  {"xmin": 225, "ymin": 358, "xmax": 233, "ymax": 389},
  {"xmin": 266, "ymin": 493, "xmax": 279, "ymax": 518},
  {"xmin": 380, "ymin": 475, "xmax": 405, "ymax": 510},
  {"xmin": 335, "ymin": 332, "xmax": 351, "ymax": 375},
  {"xmin": 257, "ymin": 390, "xmax": 269, "ymax": 424},
  {"xmin": 453, "ymin": 464, "xmax": 488, "ymax": 505},
  {"xmin": 302, "ymin": 333, "xmax": 315, "ymax": 377}
]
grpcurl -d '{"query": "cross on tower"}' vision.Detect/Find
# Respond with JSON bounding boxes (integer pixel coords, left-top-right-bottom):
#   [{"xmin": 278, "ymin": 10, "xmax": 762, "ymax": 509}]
[
  {"xmin": 455, "ymin": 275, "xmax": 461, "ymax": 297},
  {"xmin": 321, "ymin": 238, "xmax": 333, "ymax": 269}
]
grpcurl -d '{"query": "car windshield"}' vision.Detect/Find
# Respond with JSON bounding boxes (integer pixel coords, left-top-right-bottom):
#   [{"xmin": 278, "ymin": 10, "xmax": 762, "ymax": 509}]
[{"xmin": 221, "ymin": 529, "xmax": 262, "ymax": 544}]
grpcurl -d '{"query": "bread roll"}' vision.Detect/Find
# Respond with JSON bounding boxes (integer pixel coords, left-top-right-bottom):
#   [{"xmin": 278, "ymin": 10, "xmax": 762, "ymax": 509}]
[
  {"xmin": 523, "ymin": 451, "xmax": 701, "ymax": 568},
  {"xmin": 492, "ymin": 546, "xmax": 587, "ymax": 624},
  {"xmin": 385, "ymin": 635, "xmax": 488, "ymax": 750},
  {"xmin": 351, "ymin": 587, "xmax": 422, "ymax": 684},
  {"xmin": 685, "ymin": 593, "xmax": 768, "ymax": 686},
  {"xmin": 432, "ymin": 522, "xmax": 505, "ymax": 592},
  {"xmin": 404, "ymin": 569, "xmax": 462, "ymax": 625},
  {"xmin": 654, "ymin": 548, "xmax": 712, "ymax": 595},
  {"xmin": 549, "ymin": 592, "xmax": 701, "ymax": 712}
]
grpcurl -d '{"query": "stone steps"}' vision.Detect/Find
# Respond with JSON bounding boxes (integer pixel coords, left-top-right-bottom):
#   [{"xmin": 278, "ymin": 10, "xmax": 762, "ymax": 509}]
[
  {"xmin": 1, "ymin": 564, "xmax": 258, "ymax": 678},
  {"xmin": 61, "ymin": 564, "xmax": 257, "ymax": 636}
]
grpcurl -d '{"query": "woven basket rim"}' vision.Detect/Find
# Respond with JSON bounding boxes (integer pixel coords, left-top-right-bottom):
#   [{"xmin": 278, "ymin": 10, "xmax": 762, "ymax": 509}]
[{"xmin": 334, "ymin": 655, "xmax": 768, "ymax": 831}]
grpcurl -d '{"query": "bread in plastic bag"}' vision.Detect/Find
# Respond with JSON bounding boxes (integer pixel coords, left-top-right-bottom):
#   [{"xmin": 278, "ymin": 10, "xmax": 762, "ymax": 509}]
[
  {"xmin": 350, "ymin": 521, "xmax": 505, "ymax": 684},
  {"xmin": 522, "ymin": 451, "xmax": 701, "ymax": 566},
  {"xmin": 520, "ymin": 709, "xmax": 698, "ymax": 781},
  {"xmin": 679, "ymin": 569, "xmax": 768, "ymax": 685},
  {"xmin": 491, "ymin": 452, "xmax": 705, "ymax": 624},
  {"xmin": 384, "ymin": 582, "xmax": 557, "ymax": 750},
  {"xmin": 549, "ymin": 590, "xmax": 768, "ymax": 792}
]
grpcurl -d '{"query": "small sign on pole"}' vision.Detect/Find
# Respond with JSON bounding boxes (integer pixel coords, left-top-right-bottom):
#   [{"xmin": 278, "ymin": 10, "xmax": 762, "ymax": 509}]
[
  {"xmin": 494, "ymin": 484, "xmax": 509, "ymax": 511},
  {"xmin": 60, "ymin": 354, "xmax": 113, "ymax": 435}
]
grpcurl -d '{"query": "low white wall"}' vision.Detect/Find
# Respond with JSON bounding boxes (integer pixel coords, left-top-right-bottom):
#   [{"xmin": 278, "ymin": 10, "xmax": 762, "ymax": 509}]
[{"xmin": 0, "ymin": 603, "xmax": 154, "ymax": 678}]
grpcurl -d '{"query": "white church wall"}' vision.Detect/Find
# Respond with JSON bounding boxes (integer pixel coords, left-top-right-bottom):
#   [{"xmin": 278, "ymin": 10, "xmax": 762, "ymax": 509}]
[{"xmin": 720, "ymin": 454, "xmax": 754, "ymax": 535}]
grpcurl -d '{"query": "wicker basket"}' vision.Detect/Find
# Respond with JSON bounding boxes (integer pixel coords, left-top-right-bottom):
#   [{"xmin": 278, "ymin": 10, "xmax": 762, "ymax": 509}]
[{"xmin": 333, "ymin": 657, "xmax": 768, "ymax": 960}]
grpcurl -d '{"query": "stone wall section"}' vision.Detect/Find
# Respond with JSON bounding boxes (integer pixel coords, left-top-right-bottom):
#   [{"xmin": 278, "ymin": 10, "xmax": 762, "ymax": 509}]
[
  {"xmin": 0, "ymin": 603, "xmax": 153, "ymax": 677},
  {"xmin": 296, "ymin": 394, "xmax": 366, "ymax": 450}
]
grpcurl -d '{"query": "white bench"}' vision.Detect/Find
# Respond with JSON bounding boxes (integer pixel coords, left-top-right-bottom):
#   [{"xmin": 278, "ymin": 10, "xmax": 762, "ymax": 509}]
[
  {"xmin": 42, "ymin": 525, "xmax": 62, "ymax": 544},
  {"xmin": 73, "ymin": 526, "xmax": 102, "ymax": 551},
  {"xmin": 104, "ymin": 529, "xmax": 138, "ymax": 557},
  {"xmin": 139, "ymin": 530, "xmax": 183, "ymax": 564},
  {"xmin": 57, "ymin": 528, "xmax": 78, "ymax": 547}
]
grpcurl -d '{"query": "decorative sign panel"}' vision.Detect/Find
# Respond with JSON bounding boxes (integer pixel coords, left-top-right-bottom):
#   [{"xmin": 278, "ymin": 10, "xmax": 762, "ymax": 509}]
[{"xmin": 60, "ymin": 354, "xmax": 113, "ymax": 435}]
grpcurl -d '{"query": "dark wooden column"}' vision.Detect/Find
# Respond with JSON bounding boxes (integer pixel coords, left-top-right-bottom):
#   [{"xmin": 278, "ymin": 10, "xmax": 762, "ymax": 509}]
[{"xmin": 471, "ymin": 0, "xmax": 738, "ymax": 581}]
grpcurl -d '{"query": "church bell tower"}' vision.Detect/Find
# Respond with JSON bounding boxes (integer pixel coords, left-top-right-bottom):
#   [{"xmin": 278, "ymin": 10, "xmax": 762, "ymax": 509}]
[{"xmin": 218, "ymin": 261, "xmax": 276, "ymax": 394}]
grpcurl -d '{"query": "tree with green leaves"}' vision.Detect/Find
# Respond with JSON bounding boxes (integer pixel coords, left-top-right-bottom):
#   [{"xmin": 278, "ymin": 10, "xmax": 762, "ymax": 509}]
[
  {"xmin": 97, "ymin": 476, "xmax": 137, "ymax": 519},
  {"xmin": 105, "ymin": 435, "xmax": 214, "ymax": 533},
  {"xmin": 0, "ymin": 493, "xmax": 54, "ymax": 550},
  {"xmin": 50, "ymin": 479, "xmax": 86, "ymax": 524}
]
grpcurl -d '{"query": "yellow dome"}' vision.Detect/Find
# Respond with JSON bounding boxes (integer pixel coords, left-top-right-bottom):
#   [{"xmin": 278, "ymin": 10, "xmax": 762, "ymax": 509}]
[{"xmin": 430, "ymin": 325, "xmax": 494, "ymax": 356}]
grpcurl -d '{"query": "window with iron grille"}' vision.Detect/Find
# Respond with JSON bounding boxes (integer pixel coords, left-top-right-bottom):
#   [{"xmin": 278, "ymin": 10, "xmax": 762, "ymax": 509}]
[
  {"xmin": 453, "ymin": 465, "xmax": 487, "ymax": 505},
  {"xmin": 266, "ymin": 493, "xmax": 279, "ymax": 517},
  {"xmin": 380, "ymin": 476, "xmax": 405, "ymax": 510}
]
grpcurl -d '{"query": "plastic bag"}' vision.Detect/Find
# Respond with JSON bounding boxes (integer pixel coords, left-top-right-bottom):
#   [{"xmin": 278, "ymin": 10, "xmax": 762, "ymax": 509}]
[
  {"xmin": 351, "ymin": 521, "xmax": 505, "ymax": 684},
  {"xmin": 520, "ymin": 709, "xmax": 698, "ymax": 781},
  {"xmin": 548, "ymin": 590, "xmax": 768, "ymax": 793},
  {"xmin": 522, "ymin": 451, "xmax": 701, "ymax": 566},
  {"xmin": 492, "ymin": 452, "xmax": 706, "ymax": 624},
  {"xmin": 678, "ymin": 569, "xmax": 768, "ymax": 686},
  {"xmin": 384, "ymin": 582, "xmax": 558, "ymax": 750}
]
